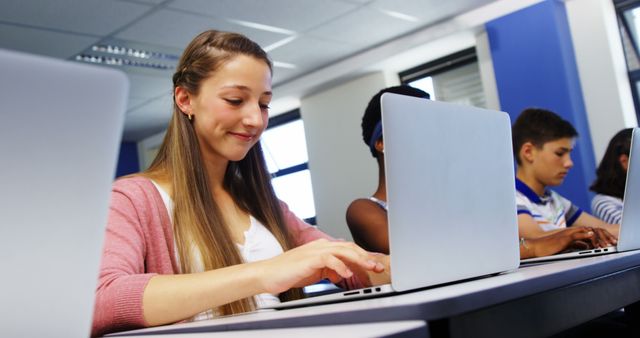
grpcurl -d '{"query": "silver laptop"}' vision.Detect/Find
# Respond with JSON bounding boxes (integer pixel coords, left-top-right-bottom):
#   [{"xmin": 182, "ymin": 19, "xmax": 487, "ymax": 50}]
[
  {"xmin": 265, "ymin": 93, "xmax": 520, "ymax": 309},
  {"xmin": 0, "ymin": 49, "xmax": 127, "ymax": 337},
  {"xmin": 521, "ymin": 127, "xmax": 640, "ymax": 264}
]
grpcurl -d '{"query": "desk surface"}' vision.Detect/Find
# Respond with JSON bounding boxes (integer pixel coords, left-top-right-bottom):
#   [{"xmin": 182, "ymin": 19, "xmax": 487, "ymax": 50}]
[
  {"xmin": 111, "ymin": 250, "xmax": 640, "ymax": 338},
  {"xmin": 112, "ymin": 321, "xmax": 427, "ymax": 338}
]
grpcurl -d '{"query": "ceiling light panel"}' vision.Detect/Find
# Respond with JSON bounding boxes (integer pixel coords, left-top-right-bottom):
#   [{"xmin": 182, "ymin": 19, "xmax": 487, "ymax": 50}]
[
  {"xmin": 0, "ymin": 23, "xmax": 99, "ymax": 59},
  {"xmin": 377, "ymin": 9, "xmax": 419, "ymax": 22},
  {"xmin": 120, "ymin": 0, "xmax": 166, "ymax": 4},
  {"xmin": 116, "ymin": 9, "xmax": 288, "ymax": 50},
  {"xmin": 264, "ymin": 36, "xmax": 298, "ymax": 52},
  {"xmin": 268, "ymin": 36, "xmax": 356, "ymax": 70},
  {"xmin": 372, "ymin": 0, "xmax": 494, "ymax": 22},
  {"xmin": 74, "ymin": 54, "xmax": 175, "ymax": 70},
  {"xmin": 229, "ymin": 19, "xmax": 296, "ymax": 35},
  {"xmin": 168, "ymin": 0, "xmax": 359, "ymax": 32},
  {"xmin": 0, "ymin": 0, "xmax": 151, "ymax": 35},
  {"xmin": 306, "ymin": 6, "xmax": 419, "ymax": 48},
  {"xmin": 273, "ymin": 61, "xmax": 297, "ymax": 69},
  {"xmin": 90, "ymin": 44, "xmax": 179, "ymax": 61}
]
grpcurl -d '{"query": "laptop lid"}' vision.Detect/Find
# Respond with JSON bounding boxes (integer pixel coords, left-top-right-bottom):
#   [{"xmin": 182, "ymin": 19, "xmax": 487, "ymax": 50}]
[
  {"xmin": 262, "ymin": 94, "xmax": 520, "ymax": 310},
  {"xmin": 617, "ymin": 128, "xmax": 640, "ymax": 251},
  {"xmin": 0, "ymin": 49, "xmax": 127, "ymax": 337},
  {"xmin": 382, "ymin": 93, "xmax": 520, "ymax": 292}
]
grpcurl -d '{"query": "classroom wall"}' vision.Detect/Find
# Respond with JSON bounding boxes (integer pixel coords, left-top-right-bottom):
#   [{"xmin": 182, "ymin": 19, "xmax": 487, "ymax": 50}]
[
  {"xmin": 133, "ymin": 0, "xmax": 637, "ymax": 227},
  {"xmin": 565, "ymin": 0, "xmax": 638, "ymax": 163},
  {"xmin": 300, "ymin": 72, "xmax": 398, "ymax": 240},
  {"xmin": 486, "ymin": 0, "xmax": 596, "ymax": 211},
  {"xmin": 475, "ymin": 30, "xmax": 501, "ymax": 111},
  {"xmin": 137, "ymin": 130, "xmax": 165, "ymax": 171}
]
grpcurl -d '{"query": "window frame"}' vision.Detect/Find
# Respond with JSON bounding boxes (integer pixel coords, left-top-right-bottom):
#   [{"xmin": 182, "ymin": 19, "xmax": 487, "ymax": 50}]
[
  {"xmin": 264, "ymin": 109, "xmax": 316, "ymax": 225},
  {"xmin": 399, "ymin": 47, "xmax": 478, "ymax": 84},
  {"xmin": 615, "ymin": 0, "xmax": 640, "ymax": 121}
]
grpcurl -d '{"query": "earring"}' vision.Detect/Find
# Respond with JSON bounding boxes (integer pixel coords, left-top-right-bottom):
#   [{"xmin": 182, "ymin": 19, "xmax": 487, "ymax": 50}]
[{"xmin": 188, "ymin": 113, "xmax": 193, "ymax": 121}]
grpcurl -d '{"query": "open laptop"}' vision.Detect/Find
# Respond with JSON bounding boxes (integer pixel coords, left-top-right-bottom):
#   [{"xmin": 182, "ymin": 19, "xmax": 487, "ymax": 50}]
[
  {"xmin": 0, "ymin": 49, "xmax": 127, "ymax": 337},
  {"xmin": 521, "ymin": 127, "xmax": 640, "ymax": 264},
  {"xmin": 265, "ymin": 93, "xmax": 520, "ymax": 309}
]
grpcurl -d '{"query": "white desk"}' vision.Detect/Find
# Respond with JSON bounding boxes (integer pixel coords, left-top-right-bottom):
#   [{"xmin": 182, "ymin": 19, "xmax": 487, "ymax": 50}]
[
  {"xmin": 111, "ymin": 321, "xmax": 427, "ymax": 338},
  {"xmin": 110, "ymin": 251, "xmax": 640, "ymax": 338}
]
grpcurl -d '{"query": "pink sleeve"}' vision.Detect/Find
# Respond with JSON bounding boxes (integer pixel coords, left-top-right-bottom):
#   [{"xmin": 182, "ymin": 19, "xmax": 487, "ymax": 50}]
[
  {"xmin": 280, "ymin": 201, "xmax": 332, "ymax": 246},
  {"xmin": 91, "ymin": 183, "xmax": 156, "ymax": 337},
  {"xmin": 280, "ymin": 202, "xmax": 365, "ymax": 290}
]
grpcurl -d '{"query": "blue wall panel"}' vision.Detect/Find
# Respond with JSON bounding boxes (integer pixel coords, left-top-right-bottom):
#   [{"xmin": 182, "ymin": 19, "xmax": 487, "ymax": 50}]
[
  {"xmin": 486, "ymin": 0, "xmax": 596, "ymax": 210},
  {"xmin": 116, "ymin": 142, "xmax": 139, "ymax": 178}
]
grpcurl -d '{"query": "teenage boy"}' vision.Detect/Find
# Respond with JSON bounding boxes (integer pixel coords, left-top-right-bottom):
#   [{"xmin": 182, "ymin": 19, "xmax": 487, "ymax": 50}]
[{"xmin": 512, "ymin": 108, "xmax": 619, "ymax": 248}]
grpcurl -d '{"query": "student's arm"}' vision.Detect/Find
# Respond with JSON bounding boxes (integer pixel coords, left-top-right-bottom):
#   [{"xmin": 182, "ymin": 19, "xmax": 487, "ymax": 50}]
[
  {"xmin": 517, "ymin": 213, "xmax": 566, "ymax": 238},
  {"xmin": 143, "ymin": 239, "xmax": 385, "ymax": 326},
  {"xmin": 346, "ymin": 199, "xmax": 389, "ymax": 254},
  {"xmin": 281, "ymin": 200, "xmax": 390, "ymax": 288},
  {"xmin": 518, "ymin": 212, "xmax": 617, "ymax": 248},
  {"xmin": 519, "ymin": 227, "xmax": 596, "ymax": 259},
  {"xmin": 572, "ymin": 212, "xmax": 619, "ymax": 243},
  {"xmin": 95, "ymin": 184, "xmax": 384, "ymax": 335},
  {"xmin": 592, "ymin": 195, "xmax": 624, "ymax": 225}
]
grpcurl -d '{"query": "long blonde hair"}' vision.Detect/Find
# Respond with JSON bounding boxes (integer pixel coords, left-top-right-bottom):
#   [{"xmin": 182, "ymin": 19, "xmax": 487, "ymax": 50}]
[{"xmin": 144, "ymin": 30, "xmax": 301, "ymax": 315}]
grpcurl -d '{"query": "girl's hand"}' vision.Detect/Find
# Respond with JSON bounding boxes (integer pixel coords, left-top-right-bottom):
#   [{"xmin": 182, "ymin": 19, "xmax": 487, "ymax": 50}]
[{"xmin": 255, "ymin": 239, "xmax": 385, "ymax": 295}]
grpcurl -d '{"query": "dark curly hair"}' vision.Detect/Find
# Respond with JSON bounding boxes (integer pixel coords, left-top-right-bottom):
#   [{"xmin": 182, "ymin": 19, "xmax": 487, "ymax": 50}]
[
  {"xmin": 361, "ymin": 85, "xmax": 430, "ymax": 157},
  {"xmin": 590, "ymin": 128, "xmax": 633, "ymax": 199},
  {"xmin": 512, "ymin": 108, "xmax": 578, "ymax": 165}
]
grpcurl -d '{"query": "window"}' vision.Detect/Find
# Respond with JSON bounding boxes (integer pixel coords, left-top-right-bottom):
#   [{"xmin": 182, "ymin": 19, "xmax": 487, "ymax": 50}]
[
  {"xmin": 399, "ymin": 48, "xmax": 486, "ymax": 108},
  {"xmin": 261, "ymin": 109, "xmax": 317, "ymax": 224},
  {"xmin": 615, "ymin": 0, "xmax": 640, "ymax": 120}
]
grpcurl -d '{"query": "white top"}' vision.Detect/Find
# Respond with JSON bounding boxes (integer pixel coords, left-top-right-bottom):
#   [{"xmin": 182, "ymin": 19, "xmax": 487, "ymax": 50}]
[
  {"xmin": 150, "ymin": 180, "xmax": 282, "ymax": 320},
  {"xmin": 515, "ymin": 179, "xmax": 583, "ymax": 231},
  {"xmin": 591, "ymin": 194, "xmax": 623, "ymax": 225}
]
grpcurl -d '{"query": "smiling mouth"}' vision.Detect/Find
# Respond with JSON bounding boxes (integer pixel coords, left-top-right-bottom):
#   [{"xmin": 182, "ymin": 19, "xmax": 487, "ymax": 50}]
[{"xmin": 229, "ymin": 132, "xmax": 255, "ymax": 142}]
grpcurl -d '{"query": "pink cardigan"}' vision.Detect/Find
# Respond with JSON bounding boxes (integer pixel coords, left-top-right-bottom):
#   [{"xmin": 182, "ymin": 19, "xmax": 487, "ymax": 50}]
[{"xmin": 92, "ymin": 176, "xmax": 363, "ymax": 336}]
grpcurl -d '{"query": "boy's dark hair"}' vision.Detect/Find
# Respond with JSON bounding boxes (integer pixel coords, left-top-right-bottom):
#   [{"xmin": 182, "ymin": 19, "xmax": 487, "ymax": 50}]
[
  {"xmin": 512, "ymin": 108, "xmax": 578, "ymax": 165},
  {"xmin": 362, "ymin": 85, "xmax": 430, "ymax": 157},
  {"xmin": 590, "ymin": 128, "xmax": 633, "ymax": 199}
]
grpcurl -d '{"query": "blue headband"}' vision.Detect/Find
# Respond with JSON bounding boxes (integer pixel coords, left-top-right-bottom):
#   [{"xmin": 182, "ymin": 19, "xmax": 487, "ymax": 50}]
[{"xmin": 368, "ymin": 121, "xmax": 383, "ymax": 156}]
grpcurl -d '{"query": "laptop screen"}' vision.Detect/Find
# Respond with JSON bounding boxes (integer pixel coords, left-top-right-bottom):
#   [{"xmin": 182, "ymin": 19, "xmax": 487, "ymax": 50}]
[{"xmin": 0, "ymin": 48, "xmax": 127, "ymax": 337}]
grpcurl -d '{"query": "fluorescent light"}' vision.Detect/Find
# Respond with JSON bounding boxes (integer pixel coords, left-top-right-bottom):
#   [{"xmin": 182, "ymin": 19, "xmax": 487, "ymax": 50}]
[
  {"xmin": 75, "ymin": 54, "xmax": 174, "ymax": 70},
  {"xmin": 264, "ymin": 36, "xmax": 297, "ymax": 52},
  {"xmin": 273, "ymin": 61, "xmax": 296, "ymax": 69},
  {"xmin": 90, "ymin": 44, "xmax": 179, "ymax": 61},
  {"xmin": 229, "ymin": 19, "xmax": 296, "ymax": 35},
  {"xmin": 378, "ymin": 9, "xmax": 419, "ymax": 22}
]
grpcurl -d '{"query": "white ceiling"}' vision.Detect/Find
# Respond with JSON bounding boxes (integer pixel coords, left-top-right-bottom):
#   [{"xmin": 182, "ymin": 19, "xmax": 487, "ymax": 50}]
[{"xmin": 0, "ymin": 0, "xmax": 496, "ymax": 141}]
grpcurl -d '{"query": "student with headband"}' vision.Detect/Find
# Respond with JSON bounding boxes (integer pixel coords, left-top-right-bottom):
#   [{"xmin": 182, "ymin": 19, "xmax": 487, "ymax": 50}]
[
  {"xmin": 346, "ymin": 85, "xmax": 430, "ymax": 254},
  {"xmin": 347, "ymin": 87, "xmax": 605, "ymax": 259}
]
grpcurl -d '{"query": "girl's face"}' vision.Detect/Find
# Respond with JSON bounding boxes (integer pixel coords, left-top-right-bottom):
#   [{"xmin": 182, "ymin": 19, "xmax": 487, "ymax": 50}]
[{"xmin": 187, "ymin": 54, "xmax": 272, "ymax": 164}]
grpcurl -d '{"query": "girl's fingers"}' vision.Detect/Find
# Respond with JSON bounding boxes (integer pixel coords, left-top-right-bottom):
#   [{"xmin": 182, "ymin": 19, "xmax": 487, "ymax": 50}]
[
  {"xmin": 320, "ymin": 254, "xmax": 353, "ymax": 279},
  {"xmin": 325, "ymin": 241, "xmax": 376, "ymax": 261},
  {"xmin": 318, "ymin": 245, "xmax": 379, "ymax": 271},
  {"xmin": 305, "ymin": 240, "xmax": 379, "ymax": 270}
]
